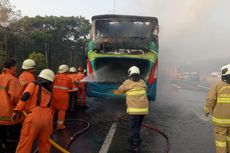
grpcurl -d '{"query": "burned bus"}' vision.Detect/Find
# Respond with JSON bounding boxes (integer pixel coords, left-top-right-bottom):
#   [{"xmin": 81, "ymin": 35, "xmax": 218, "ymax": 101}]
[{"xmin": 86, "ymin": 14, "xmax": 159, "ymax": 100}]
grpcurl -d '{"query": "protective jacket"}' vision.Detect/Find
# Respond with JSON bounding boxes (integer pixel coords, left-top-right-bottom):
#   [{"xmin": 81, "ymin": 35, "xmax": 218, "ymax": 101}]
[
  {"xmin": 68, "ymin": 73, "xmax": 78, "ymax": 91},
  {"xmin": 118, "ymin": 79, "xmax": 149, "ymax": 115},
  {"xmin": 76, "ymin": 72, "xmax": 86, "ymax": 89},
  {"xmin": 19, "ymin": 71, "xmax": 35, "ymax": 88},
  {"xmin": 0, "ymin": 69, "xmax": 23, "ymax": 125},
  {"xmin": 52, "ymin": 73, "xmax": 73, "ymax": 110},
  {"xmin": 204, "ymin": 80, "xmax": 230, "ymax": 127},
  {"xmin": 14, "ymin": 82, "xmax": 53, "ymax": 153},
  {"xmin": 76, "ymin": 72, "xmax": 86, "ymax": 105}
]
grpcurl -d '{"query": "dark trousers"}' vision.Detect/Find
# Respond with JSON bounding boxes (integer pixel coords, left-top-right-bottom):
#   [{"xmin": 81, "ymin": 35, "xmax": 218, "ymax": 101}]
[
  {"xmin": 69, "ymin": 91, "xmax": 77, "ymax": 111},
  {"xmin": 129, "ymin": 115, "xmax": 145, "ymax": 140},
  {"xmin": 0, "ymin": 123, "xmax": 22, "ymax": 153}
]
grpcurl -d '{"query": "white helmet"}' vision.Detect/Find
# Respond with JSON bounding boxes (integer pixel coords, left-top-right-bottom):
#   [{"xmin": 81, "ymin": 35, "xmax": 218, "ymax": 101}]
[
  {"xmin": 22, "ymin": 59, "xmax": 36, "ymax": 70},
  {"xmin": 69, "ymin": 67, "xmax": 77, "ymax": 73},
  {"xmin": 221, "ymin": 64, "xmax": 230, "ymax": 76},
  {"xmin": 58, "ymin": 64, "xmax": 69, "ymax": 73},
  {"xmin": 128, "ymin": 66, "xmax": 140, "ymax": 77},
  {"xmin": 38, "ymin": 69, "xmax": 55, "ymax": 82}
]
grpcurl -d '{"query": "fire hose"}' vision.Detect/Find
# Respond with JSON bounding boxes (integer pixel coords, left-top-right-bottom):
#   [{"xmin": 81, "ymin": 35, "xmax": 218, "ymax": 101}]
[
  {"xmin": 3, "ymin": 111, "xmax": 169, "ymax": 153},
  {"xmin": 22, "ymin": 111, "xmax": 91, "ymax": 153},
  {"xmin": 119, "ymin": 116, "xmax": 170, "ymax": 153}
]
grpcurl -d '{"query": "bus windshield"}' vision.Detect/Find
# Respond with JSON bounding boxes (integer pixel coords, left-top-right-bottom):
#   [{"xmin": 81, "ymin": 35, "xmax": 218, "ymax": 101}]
[{"xmin": 95, "ymin": 20, "xmax": 153, "ymax": 39}]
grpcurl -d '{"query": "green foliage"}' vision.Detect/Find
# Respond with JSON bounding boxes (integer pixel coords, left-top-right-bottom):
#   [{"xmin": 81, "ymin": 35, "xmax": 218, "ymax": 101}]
[
  {"xmin": 9, "ymin": 16, "xmax": 91, "ymax": 69},
  {"xmin": 28, "ymin": 52, "xmax": 47, "ymax": 75}
]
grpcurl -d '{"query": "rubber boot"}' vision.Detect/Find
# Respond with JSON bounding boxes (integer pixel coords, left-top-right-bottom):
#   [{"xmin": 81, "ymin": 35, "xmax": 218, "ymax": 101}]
[
  {"xmin": 132, "ymin": 139, "xmax": 141, "ymax": 153},
  {"xmin": 128, "ymin": 139, "xmax": 141, "ymax": 153}
]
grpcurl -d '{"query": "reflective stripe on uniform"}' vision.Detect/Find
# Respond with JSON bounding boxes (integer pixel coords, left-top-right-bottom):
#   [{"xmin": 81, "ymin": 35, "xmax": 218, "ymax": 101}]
[
  {"xmin": 126, "ymin": 89, "xmax": 146, "ymax": 96},
  {"xmin": 215, "ymin": 141, "xmax": 226, "ymax": 147},
  {"xmin": 0, "ymin": 116, "xmax": 11, "ymax": 121},
  {"xmin": 217, "ymin": 97, "xmax": 230, "ymax": 103},
  {"xmin": 69, "ymin": 87, "xmax": 79, "ymax": 92},
  {"xmin": 53, "ymin": 85, "xmax": 69, "ymax": 90},
  {"xmin": 212, "ymin": 116, "xmax": 230, "ymax": 124},
  {"xmin": 57, "ymin": 121, "xmax": 64, "ymax": 124},
  {"xmin": 0, "ymin": 86, "xmax": 6, "ymax": 90},
  {"xmin": 127, "ymin": 107, "xmax": 148, "ymax": 113}
]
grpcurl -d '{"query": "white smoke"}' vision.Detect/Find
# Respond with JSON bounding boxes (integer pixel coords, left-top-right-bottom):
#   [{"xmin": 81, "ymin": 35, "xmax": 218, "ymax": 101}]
[{"xmin": 129, "ymin": 0, "xmax": 230, "ymax": 64}]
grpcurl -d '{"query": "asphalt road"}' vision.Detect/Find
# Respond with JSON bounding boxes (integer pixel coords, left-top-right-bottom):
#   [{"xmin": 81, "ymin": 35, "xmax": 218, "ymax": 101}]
[{"xmin": 44, "ymin": 78, "xmax": 215, "ymax": 153}]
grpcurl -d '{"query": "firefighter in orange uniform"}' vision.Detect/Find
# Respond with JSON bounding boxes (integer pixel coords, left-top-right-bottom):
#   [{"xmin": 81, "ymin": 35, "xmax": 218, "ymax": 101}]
[
  {"xmin": 0, "ymin": 59, "xmax": 23, "ymax": 153},
  {"xmin": 76, "ymin": 66, "xmax": 87, "ymax": 108},
  {"xmin": 12, "ymin": 69, "xmax": 55, "ymax": 153},
  {"xmin": 53, "ymin": 65, "xmax": 73, "ymax": 130},
  {"xmin": 68, "ymin": 67, "xmax": 79, "ymax": 111},
  {"xmin": 19, "ymin": 59, "xmax": 36, "ymax": 88}
]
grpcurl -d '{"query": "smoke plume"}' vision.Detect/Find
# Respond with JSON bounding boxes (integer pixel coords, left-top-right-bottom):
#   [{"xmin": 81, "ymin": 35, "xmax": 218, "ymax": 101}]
[{"xmin": 131, "ymin": 0, "xmax": 229, "ymax": 65}]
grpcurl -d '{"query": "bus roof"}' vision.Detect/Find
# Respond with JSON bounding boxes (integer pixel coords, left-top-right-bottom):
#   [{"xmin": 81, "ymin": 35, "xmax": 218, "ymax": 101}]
[{"xmin": 92, "ymin": 14, "xmax": 158, "ymax": 24}]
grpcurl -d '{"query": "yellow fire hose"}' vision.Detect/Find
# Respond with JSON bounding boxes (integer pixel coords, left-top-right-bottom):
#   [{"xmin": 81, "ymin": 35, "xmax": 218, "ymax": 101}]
[{"xmin": 22, "ymin": 111, "xmax": 70, "ymax": 153}]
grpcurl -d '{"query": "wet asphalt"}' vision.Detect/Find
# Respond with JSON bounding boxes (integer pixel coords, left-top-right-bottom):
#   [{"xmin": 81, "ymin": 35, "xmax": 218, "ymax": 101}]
[{"xmin": 41, "ymin": 78, "xmax": 215, "ymax": 153}]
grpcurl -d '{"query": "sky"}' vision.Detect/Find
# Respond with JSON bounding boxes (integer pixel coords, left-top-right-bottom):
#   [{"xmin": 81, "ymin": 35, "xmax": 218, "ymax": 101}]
[{"xmin": 10, "ymin": 0, "xmax": 230, "ymax": 65}]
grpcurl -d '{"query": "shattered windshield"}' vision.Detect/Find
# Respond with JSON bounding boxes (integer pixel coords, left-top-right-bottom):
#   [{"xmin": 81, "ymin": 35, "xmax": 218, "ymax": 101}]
[{"xmin": 95, "ymin": 20, "xmax": 153, "ymax": 39}]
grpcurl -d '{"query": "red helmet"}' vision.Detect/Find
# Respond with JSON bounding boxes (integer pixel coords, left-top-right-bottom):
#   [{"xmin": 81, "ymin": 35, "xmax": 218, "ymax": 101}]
[{"xmin": 78, "ymin": 67, "xmax": 83, "ymax": 72}]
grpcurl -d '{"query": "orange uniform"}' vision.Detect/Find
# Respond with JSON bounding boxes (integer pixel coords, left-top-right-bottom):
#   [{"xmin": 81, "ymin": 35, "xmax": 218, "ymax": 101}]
[
  {"xmin": 0, "ymin": 69, "xmax": 23, "ymax": 125},
  {"xmin": 68, "ymin": 73, "xmax": 79, "ymax": 91},
  {"xmin": 52, "ymin": 73, "xmax": 72, "ymax": 129},
  {"xmin": 76, "ymin": 72, "xmax": 86, "ymax": 106},
  {"xmin": 68, "ymin": 73, "xmax": 79, "ymax": 111},
  {"xmin": 53, "ymin": 73, "xmax": 73, "ymax": 110},
  {"xmin": 19, "ymin": 71, "xmax": 35, "ymax": 88},
  {"xmin": 15, "ymin": 82, "xmax": 53, "ymax": 153},
  {"xmin": 0, "ymin": 68, "xmax": 23, "ymax": 153}
]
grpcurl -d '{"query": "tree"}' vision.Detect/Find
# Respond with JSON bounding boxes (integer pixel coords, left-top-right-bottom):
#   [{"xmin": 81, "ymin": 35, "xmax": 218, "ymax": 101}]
[
  {"xmin": 0, "ymin": 0, "xmax": 21, "ymax": 27},
  {"xmin": 28, "ymin": 52, "xmax": 47, "ymax": 75},
  {"xmin": 10, "ymin": 16, "xmax": 91, "ymax": 69}
]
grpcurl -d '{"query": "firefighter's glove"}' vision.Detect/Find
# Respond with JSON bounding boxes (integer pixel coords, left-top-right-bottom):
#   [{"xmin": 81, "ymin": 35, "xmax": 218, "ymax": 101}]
[
  {"xmin": 205, "ymin": 112, "xmax": 210, "ymax": 117},
  {"xmin": 11, "ymin": 111, "xmax": 22, "ymax": 121},
  {"xmin": 113, "ymin": 90, "xmax": 122, "ymax": 95}
]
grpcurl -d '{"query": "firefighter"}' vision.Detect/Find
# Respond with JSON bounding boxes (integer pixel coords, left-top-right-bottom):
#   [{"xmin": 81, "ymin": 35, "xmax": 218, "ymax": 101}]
[
  {"xmin": 113, "ymin": 66, "xmax": 149, "ymax": 153},
  {"xmin": 12, "ymin": 69, "xmax": 55, "ymax": 153},
  {"xmin": 0, "ymin": 59, "xmax": 23, "ymax": 153},
  {"xmin": 68, "ymin": 67, "xmax": 79, "ymax": 111},
  {"xmin": 204, "ymin": 64, "xmax": 230, "ymax": 153},
  {"xmin": 19, "ymin": 59, "xmax": 36, "ymax": 88},
  {"xmin": 76, "ymin": 66, "xmax": 87, "ymax": 108},
  {"xmin": 53, "ymin": 64, "xmax": 73, "ymax": 130}
]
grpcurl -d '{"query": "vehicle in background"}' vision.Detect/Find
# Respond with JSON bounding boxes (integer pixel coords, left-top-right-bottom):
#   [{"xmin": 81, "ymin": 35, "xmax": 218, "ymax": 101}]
[
  {"xmin": 86, "ymin": 14, "xmax": 159, "ymax": 100},
  {"xmin": 182, "ymin": 72, "xmax": 200, "ymax": 81}
]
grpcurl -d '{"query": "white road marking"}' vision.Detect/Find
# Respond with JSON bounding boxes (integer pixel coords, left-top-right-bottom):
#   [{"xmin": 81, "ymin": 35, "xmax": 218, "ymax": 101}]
[
  {"xmin": 171, "ymin": 84, "xmax": 182, "ymax": 89},
  {"xmin": 197, "ymin": 85, "xmax": 210, "ymax": 90},
  {"xmin": 99, "ymin": 122, "xmax": 118, "ymax": 153}
]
